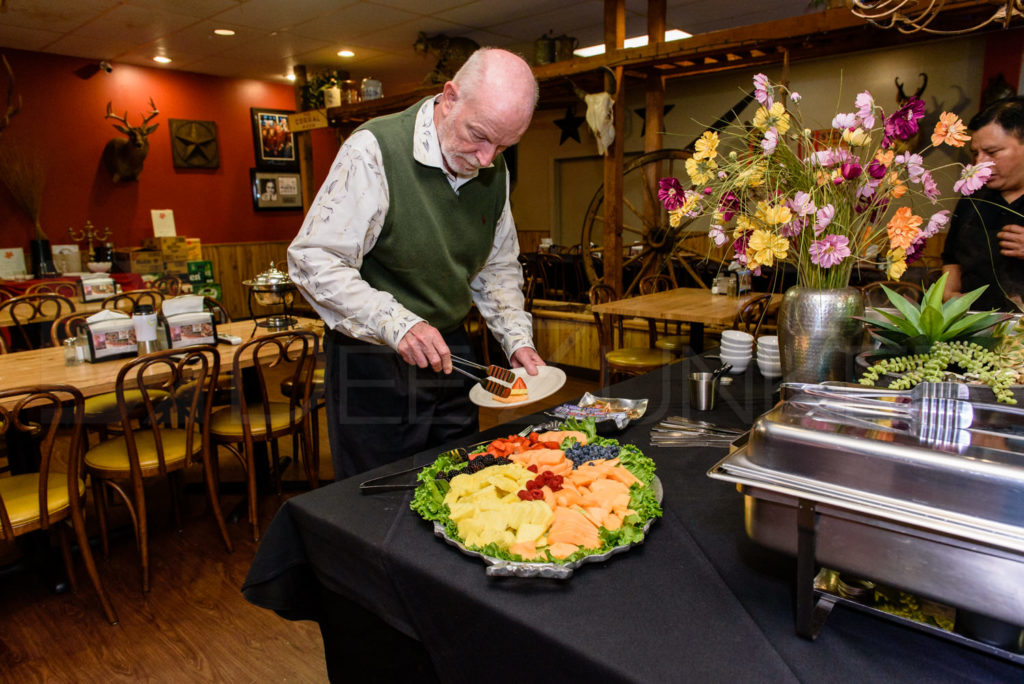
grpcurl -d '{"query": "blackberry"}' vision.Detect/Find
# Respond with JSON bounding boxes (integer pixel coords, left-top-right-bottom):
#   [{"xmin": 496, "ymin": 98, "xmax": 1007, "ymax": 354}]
[
  {"xmin": 433, "ymin": 454, "xmax": 512, "ymax": 481},
  {"xmin": 565, "ymin": 444, "xmax": 621, "ymax": 468}
]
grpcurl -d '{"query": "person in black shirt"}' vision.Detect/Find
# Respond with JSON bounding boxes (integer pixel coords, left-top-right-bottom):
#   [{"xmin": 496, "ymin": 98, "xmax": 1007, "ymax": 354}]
[{"xmin": 941, "ymin": 96, "xmax": 1024, "ymax": 312}]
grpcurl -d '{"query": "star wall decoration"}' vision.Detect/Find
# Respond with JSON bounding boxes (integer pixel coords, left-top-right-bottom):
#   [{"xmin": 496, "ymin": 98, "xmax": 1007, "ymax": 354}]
[
  {"xmin": 553, "ymin": 106, "xmax": 585, "ymax": 145},
  {"xmin": 633, "ymin": 105, "xmax": 675, "ymax": 138},
  {"xmin": 170, "ymin": 119, "xmax": 220, "ymax": 169}
]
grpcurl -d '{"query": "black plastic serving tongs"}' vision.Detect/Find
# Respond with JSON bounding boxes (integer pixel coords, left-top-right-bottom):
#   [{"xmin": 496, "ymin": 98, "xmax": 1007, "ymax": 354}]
[
  {"xmin": 449, "ymin": 354, "xmax": 516, "ymax": 398},
  {"xmin": 359, "ymin": 447, "xmax": 468, "ymax": 493}
]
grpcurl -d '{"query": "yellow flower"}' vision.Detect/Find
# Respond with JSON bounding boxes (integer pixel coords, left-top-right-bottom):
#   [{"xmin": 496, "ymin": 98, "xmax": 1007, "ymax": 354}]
[
  {"xmin": 931, "ymin": 112, "xmax": 970, "ymax": 148},
  {"xmin": 748, "ymin": 229, "xmax": 789, "ymax": 267},
  {"xmin": 755, "ymin": 201, "xmax": 793, "ymax": 226},
  {"xmin": 886, "ymin": 207, "xmax": 922, "ymax": 250},
  {"xmin": 736, "ymin": 161, "xmax": 765, "ymax": 188},
  {"xmin": 693, "ymin": 131, "xmax": 719, "ymax": 161},
  {"xmin": 888, "ymin": 248, "xmax": 907, "ymax": 279},
  {"xmin": 668, "ymin": 208, "xmax": 684, "ymax": 227},
  {"xmin": 735, "ymin": 214, "xmax": 757, "ymax": 237},
  {"xmin": 680, "ymin": 193, "xmax": 700, "ymax": 215},
  {"xmin": 685, "ymin": 157, "xmax": 717, "ymax": 185},
  {"xmin": 841, "ymin": 127, "xmax": 871, "ymax": 147},
  {"xmin": 753, "ymin": 102, "xmax": 791, "ymax": 134}
]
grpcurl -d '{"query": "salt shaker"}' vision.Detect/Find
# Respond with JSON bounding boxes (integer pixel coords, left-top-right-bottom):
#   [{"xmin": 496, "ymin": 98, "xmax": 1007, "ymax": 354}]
[
  {"xmin": 133, "ymin": 304, "xmax": 159, "ymax": 355},
  {"xmin": 63, "ymin": 337, "xmax": 81, "ymax": 366}
]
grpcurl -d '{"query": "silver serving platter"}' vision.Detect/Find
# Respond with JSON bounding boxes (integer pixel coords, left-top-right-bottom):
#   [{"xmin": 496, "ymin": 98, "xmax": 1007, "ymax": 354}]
[{"xmin": 432, "ymin": 476, "xmax": 662, "ymax": 579}]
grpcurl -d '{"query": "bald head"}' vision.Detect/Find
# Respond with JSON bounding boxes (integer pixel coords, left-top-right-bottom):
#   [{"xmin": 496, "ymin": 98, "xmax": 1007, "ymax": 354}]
[{"xmin": 434, "ymin": 48, "xmax": 538, "ymax": 176}]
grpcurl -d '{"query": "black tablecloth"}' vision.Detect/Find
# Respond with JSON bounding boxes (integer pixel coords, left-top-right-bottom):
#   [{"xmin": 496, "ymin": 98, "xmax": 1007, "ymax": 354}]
[{"xmin": 243, "ymin": 360, "xmax": 1021, "ymax": 683}]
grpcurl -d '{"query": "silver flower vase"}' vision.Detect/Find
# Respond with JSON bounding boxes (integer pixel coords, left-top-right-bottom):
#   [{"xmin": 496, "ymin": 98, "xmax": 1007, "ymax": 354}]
[{"xmin": 778, "ymin": 286, "xmax": 867, "ymax": 384}]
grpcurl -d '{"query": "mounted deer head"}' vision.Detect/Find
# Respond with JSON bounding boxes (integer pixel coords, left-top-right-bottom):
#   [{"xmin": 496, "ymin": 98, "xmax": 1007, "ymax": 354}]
[
  {"xmin": 102, "ymin": 98, "xmax": 159, "ymax": 182},
  {"xmin": 0, "ymin": 54, "xmax": 21, "ymax": 138},
  {"xmin": 892, "ymin": 73, "xmax": 928, "ymax": 153},
  {"xmin": 571, "ymin": 67, "xmax": 618, "ymax": 155},
  {"xmin": 895, "ymin": 73, "xmax": 928, "ymax": 105}
]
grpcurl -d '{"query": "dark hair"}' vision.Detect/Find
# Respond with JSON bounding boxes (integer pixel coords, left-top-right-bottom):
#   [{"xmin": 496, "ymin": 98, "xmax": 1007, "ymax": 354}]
[{"xmin": 969, "ymin": 95, "xmax": 1024, "ymax": 139}]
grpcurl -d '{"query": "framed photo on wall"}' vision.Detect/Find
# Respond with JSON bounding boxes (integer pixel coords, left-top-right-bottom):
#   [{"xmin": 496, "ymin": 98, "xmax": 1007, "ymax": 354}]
[
  {"xmin": 250, "ymin": 107, "xmax": 297, "ymax": 169},
  {"xmin": 251, "ymin": 169, "xmax": 303, "ymax": 211}
]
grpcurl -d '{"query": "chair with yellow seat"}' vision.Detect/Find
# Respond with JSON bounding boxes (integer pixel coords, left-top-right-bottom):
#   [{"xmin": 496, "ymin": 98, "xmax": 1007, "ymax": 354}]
[
  {"xmin": 0, "ymin": 385, "xmax": 118, "ymax": 623},
  {"xmin": 637, "ymin": 274, "xmax": 692, "ymax": 354},
  {"xmin": 589, "ymin": 284, "xmax": 675, "ymax": 387},
  {"xmin": 83, "ymin": 346, "xmax": 232, "ymax": 592},
  {"xmin": 278, "ymin": 354, "xmax": 324, "ymax": 489},
  {"xmin": 209, "ymin": 330, "xmax": 318, "ymax": 541}
]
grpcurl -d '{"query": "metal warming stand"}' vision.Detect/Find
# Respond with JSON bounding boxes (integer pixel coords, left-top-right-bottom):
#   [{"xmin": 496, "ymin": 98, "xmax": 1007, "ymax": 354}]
[{"xmin": 242, "ymin": 262, "xmax": 299, "ymax": 337}]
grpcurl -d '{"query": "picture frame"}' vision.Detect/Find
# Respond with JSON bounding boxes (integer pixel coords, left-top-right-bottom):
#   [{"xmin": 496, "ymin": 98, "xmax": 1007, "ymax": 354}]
[
  {"xmin": 251, "ymin": 169, "xmax": 303, "ymax": 211},
  {"xmin": 250, "ymin": 107, "xmax": 297, "ymax": 169}
]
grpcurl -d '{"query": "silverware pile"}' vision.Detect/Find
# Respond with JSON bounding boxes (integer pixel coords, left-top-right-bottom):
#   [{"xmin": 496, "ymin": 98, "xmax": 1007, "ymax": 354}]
[{"xmin": 649, "ymin": 416, "xmax": 745, "ymax": 448}]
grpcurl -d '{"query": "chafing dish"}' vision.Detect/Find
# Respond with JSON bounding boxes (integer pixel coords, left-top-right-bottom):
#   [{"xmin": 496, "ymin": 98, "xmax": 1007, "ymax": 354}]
[
  {"xmin": 709, "ymin": 399, "xmax": 1024, "ymax": 627},
  {"xmin": 243, "ymin": 261, "xmax": 298, "ymax": 330}
]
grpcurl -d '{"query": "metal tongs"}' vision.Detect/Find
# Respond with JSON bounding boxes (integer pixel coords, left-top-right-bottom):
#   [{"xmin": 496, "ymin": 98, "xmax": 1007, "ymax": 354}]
[
  {"xmin": 450, "ymin": 354, "xmax": 516, "ymax": 398},
  {"xmin": 649, "ymin": 416, "xmax": 745, "ymax": 448}
]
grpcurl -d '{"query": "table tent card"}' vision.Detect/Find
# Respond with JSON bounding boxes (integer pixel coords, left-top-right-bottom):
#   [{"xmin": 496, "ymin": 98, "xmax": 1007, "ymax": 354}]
[{"xmin": 0, "ymin": 247, "xmax": 27, "ymax": 278}]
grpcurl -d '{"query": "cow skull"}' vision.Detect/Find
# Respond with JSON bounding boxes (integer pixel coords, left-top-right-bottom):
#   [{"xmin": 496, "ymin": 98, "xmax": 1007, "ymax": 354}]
[{"xmin": 572, "ymin": 67, "xmax": 617, "ymax": 155}]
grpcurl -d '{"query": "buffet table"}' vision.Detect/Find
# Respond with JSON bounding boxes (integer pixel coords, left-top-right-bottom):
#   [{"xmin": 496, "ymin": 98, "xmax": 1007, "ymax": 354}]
[{"xmin": 242, "ymin": 361, "xmax": 1021, "ymax": 682}]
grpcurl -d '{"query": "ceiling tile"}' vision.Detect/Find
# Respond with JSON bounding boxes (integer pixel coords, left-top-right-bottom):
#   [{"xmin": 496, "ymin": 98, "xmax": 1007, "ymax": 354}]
[
  {"xmin": 217, "ymin": 30, "xmax": 333, "ymax": 61},
  {"xmin": 125, "ymin": 0, "xmax": 237, "ymax": 19},
  {"xmin": 209, "ymin": 0, "xmax": 354, "ymax": 31},
  {"xmin": 44, "ymin": 33, "xmax": 142, "ymax": 61},
  {"xmin": 289, "ymin": 3, "xmax": 421, "ymax": 42},
  {"xmin": 0, "ymin": 0, "xmax": 121, "ymax": 33},
  {"xmin": 74, "ymin": 4, "xmax": 199, "ymax": 45},
  {"xmin": 0, "ymin": 24, "xmax": 64, "ymax": 52}
]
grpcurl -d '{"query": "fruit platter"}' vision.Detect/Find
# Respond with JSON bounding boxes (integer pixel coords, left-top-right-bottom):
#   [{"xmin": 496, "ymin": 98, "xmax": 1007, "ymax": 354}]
[{"xmin": 410, "ymin": 418, "xmax": 662, "ymax": 578}]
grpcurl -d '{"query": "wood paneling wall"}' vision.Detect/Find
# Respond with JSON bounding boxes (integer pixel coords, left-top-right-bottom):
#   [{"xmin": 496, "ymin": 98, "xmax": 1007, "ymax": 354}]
[
  {"xmin": 533, "ymin": 307, "xmax": 654, "ymax": 371},
  {"xmin": 203, "ymin": 241, "xmax": 291, "ymax": 320}
]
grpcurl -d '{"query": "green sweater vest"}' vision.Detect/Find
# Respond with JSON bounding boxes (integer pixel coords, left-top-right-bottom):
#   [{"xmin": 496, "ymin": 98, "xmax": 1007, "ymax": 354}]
[{"xmin": 357, "ymin": 99, "xmax": 506, "ymax": 333}]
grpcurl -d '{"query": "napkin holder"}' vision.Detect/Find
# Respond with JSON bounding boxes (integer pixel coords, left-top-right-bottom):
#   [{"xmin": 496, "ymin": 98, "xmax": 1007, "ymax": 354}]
[
  {"xmin": 160, "ymin": 311, "xmax": 217, "ymax": 349},
  {"xmin": 79, "ymin": 274, "xmax": 116, "ymax": 303},
  {"xmin": 81, "ymin": 313, "xmax": 136, "ymax": 362}
]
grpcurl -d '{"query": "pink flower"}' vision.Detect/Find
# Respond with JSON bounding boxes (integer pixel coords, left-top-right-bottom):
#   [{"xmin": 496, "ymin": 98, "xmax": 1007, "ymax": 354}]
[
  {"xmin": 788, "ymin": 191, "xmax": 816, "ymax": 217},
  {"xmin": 790, "ymin": 91, "xmax": 801, "ymax": 103},
  {"xmin": 761, "ymin": 127, "xmax": 779, "ymax": 155},
  {"xmin": 658, "ymin": 177, "xmax": 686, "ymax": 210},
  {"xmin": 855, "ymin": 91, "xmax": 876, "ymax": 129},
  {"xmin": 921, "ymin": 170, "xmax": 940, "ymax": 202},
  {"xmin": 753, "ymin": 73, "xmax": 773, "ymax": 106},
  {"xmin": 779, "ymin": 216, "xmax": 806, "ymax": 238},
  {"xmin": 814, "ymin": 204, "xmax": 835, "ymax": 234},
  {"xmin": 832, "ymin": 112, "xmax": 858, "ymax": 130},
  {"xmin": 808, "ymin": 234, "xmax": 851, "ymax": 268},
  {"xmin": 895, "ymin": 152, "xmax": 925, "ymax": 183},
  {"xmin": 922, "ymin": 209, "xmax": 951, "ymax": 239},
  {"xmin": 709, "ymin": 224, "xmax": 728, "ymax": 246},
  {"xmin": 954, "ymin": 161, "xmax": 995, "ymax": 195}
]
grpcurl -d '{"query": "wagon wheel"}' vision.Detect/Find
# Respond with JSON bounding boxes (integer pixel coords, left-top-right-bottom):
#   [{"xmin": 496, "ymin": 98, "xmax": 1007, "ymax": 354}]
[{"xmin": 580, "ymin": 148, "xmax": 712, "ymax": 297}]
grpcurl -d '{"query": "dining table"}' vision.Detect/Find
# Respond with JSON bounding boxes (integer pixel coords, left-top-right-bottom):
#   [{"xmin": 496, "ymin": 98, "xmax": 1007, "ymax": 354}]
[
  {"xmin": 591, "ymin": 287, "xmax": 781, "ymax": 352},
  {"xmin": 241, "ymin": 360, "xmax": 1021, "ymax": 683}
]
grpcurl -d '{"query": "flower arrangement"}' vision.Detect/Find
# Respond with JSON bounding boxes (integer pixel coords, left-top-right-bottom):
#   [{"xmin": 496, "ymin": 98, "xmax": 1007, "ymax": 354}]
[{"xmin": 657, "ymin": 73, "xmax": 993, "ymax": 289}]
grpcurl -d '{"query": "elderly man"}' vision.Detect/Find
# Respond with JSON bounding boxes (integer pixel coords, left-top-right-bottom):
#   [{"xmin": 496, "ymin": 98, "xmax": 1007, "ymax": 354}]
[
  {"xmin": 288, "ymin": 48, "xmax": 544, "ymax": 479},
  {"xmin": 942, "ymin": 96, "xmax": 1024, "ymax": 311}
]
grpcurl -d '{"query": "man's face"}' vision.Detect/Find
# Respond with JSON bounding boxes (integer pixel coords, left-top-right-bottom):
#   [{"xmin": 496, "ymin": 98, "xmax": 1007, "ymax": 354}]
[
  {"xmin": 972, "ymin": 122, "xmax": 1024, "ymax": 199},
  {"xmin": 435, "ymin": 84, "xmax": 531, "ymax": 176}
]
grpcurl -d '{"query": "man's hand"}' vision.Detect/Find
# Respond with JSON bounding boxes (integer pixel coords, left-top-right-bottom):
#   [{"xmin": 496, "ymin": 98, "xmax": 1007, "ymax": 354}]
[
  {"xmin": 997, "ymin": 224, "xmax": 1024, "ymax": 259},
  {"xmin": 397, "ymin": 321, "xmax": 451, "ymax": 373},
  {"xmin": 510, "ymin": 347, "xmax": 545, "ymax": 376}
]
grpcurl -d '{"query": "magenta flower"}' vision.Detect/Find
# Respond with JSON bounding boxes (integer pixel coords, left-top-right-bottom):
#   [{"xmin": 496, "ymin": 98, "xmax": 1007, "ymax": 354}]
[
  {"xmin": 808, "ymin": 234, "xmax": 851, "ymax": 268},
  {"xmin": 954, "ymin": 162, "xmax": 995, "ymax": 195},
  {"xmin": 882, "ymin": 97, "xmax": 926, "ymax": 147},
  {"xmin": 840, "ymin": 161, "xmax": 862, "ymax": 181},
  {"xmin": 658, "ymin": 177, "xmax": 686, "ymax": 210},
  {"xmin": 855, "ymin": 91, "xmax": 876, "ymax": 129},
  {"xmin": 814, "ymin": 204, "xmax": 835, "ymax": 234},
  {"xmin": 866, "ymin": 158, "xmax": 888, "ymax": 179}
]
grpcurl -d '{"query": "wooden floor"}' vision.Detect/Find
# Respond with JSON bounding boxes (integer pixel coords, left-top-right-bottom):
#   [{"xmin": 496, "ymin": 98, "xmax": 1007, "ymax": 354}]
[{"xmin": 0, "ymin": 367, "xmax": 597, "ymax": 682}]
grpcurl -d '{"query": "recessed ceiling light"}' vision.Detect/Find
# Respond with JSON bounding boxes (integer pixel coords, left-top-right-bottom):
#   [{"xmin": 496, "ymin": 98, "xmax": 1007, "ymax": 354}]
[
  {"xmin": 337, "ymin": 49, "xmax": 355, "ymax": 58},
  {"xmin": 574, "ymin": 29, "xmax": 691, "ymax": 58},
  {"xmin": 286, "ymin": 73, "xmax": 296, "ymax": 81},
  {"xmin": 214, "ymin": 29, "xmax": 236, "ymax": 36},
  {"xmin": 153, "ymin": 56, "xmax": 172, "ymax": 64}
]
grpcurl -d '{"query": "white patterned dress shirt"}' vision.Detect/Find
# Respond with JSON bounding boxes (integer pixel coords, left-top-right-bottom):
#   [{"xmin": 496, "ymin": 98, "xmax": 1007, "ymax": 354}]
[{"xmin": 287, "ymin": 97, "xmax": 534, "ymax": 360}]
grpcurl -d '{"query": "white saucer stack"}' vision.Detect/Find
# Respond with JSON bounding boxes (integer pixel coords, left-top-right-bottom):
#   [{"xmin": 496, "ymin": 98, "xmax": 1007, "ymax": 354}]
[
  {"xmin": 719, "ymin": 330, "xmax": 754, "ymax": 374},
  {"xmin": 756, "ymin": 335, "xmax": 781, "ymax": 378}
]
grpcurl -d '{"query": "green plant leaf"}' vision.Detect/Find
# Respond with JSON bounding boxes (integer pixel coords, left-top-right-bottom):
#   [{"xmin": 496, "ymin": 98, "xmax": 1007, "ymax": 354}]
[
  {"xmin": 941, "ymin": 311, "xmax": 1007, "ymax": 340},
  {"xmin": 882, "ymin": 291, "xmax": 922, "ymax": 330},
  {"xmin": 872, "ymin": 307, "xmax": 921, "ymax": 337},
  {"xmin": 940, "ymin": 285, "xmax": 987, "ymax": 323},
  {"xmin": 921, "ymin": 272, "xmax": 946, "ymax": 313},
  {"xmin": 918, "ymin": 303, "xmax": 945, "ymax": 340}
]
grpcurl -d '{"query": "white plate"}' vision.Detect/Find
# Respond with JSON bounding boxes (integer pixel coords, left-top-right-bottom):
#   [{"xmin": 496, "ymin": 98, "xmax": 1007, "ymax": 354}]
[{"xmin": 469, "ymin": 365, "xmax": 567, "ymax": 409}]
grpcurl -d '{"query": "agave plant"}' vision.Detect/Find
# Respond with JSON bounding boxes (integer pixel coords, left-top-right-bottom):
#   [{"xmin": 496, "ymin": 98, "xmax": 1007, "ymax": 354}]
[{"xmin": 864, "ymin": 272, "xmax": 1009, "ymax": 354}]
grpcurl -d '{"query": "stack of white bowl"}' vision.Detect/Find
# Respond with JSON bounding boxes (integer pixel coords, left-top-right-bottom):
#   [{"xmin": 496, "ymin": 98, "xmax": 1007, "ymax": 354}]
[
  {"xmin": 719, "ymin": 330, "xmax": 754, "ymax": 373},
  {"xmin": 756, "ymin": 335, "xmax": 782, "ymax": 378}
]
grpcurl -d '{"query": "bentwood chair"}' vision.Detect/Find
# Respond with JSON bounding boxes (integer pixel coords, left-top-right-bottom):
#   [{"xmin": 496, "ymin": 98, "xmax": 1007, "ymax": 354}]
[
  {"xmin": 152, "ymin": 276, "xmax": 182, "ymax": 296},
  {"xmin": 202, "ymin": 296, "xmax": 232, "ymax": 324},
  {"xmin": 859, "ymin": 280, "xmax": 924, "ymax": 307},
  {"xmin": 0, "ymin": 385, "xmax": 118, "ymax": 623},
  {"xmin": 733, "ymin": 293, "xmax": 776, "ymax": 336},
  {"xmin": 638, "ymin": 274, "xmax": 692, "ymax": 354},
  {"xmin": 0, "ymin": 293, "xmax": 76, "ymax": 350},
  {"xmin": 209, "ymin": 330, "xmax": 318, "ymax": 541},
  {"xmin": 49, "ymin": 311, "xmax": 91, "ymax": 347},
  {"xmin": 589, "ymin": 284, "xmax": 674, "ymax": 387},
  {"xmin": 83, "ymin": 346, "xmax": 232, "ymax": 592},
  {"xmin": 99, "ymin": 288, "xmax": 164, "ymax": 314},
  {"xmin": 27, "ymin": 279, "xmax": 79, "ymax": 298}
]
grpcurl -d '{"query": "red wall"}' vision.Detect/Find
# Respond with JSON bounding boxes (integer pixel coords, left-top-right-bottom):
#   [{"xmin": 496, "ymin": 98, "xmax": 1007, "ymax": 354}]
[{"xmin": 0, "ymin": 48, "xmax": 340, "ymax": 252}]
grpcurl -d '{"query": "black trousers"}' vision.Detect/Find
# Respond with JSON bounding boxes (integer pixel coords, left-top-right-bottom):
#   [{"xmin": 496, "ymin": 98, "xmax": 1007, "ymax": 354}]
[{"xmin": 323, "ymin": 328, "xmax": 479, "ymax": 481}]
